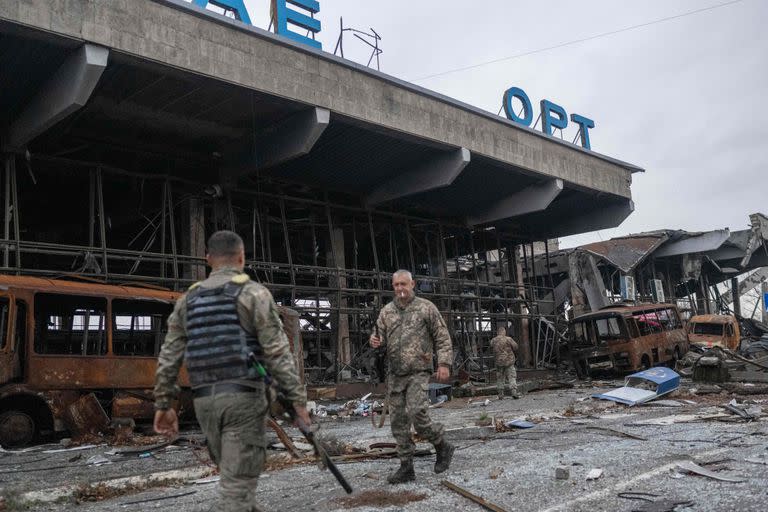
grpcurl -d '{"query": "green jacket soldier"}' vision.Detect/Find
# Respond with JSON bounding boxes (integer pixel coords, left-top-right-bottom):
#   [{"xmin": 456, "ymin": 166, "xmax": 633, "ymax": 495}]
[
  {"xmin": 490, "ymin": 326, "xmax": 520, "ymax": 399},
  {"xmin": 154, "ymin": 230, "xmax": 309, "ymax": 512},
  {"xmin": 370, "ymin": 270, "xmax": 455, "ymax": 484}
]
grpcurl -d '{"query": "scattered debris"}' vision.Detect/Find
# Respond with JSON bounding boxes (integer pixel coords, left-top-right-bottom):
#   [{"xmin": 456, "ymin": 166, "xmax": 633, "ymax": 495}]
[
  {"xmin": 618, "ymin": 492, "xmax": 694, "ymax": 512},
  {"xmin": 675, "ymin": 460, "xmax": 745, "ymax": 483},
  {"xmin": 745, "ymin": 457, "xmax": 768, "ymax": 465},
  {"xmin": 120, "ymin": 490, "xmax": 197, "ymax": 506},
  {"xmin": 476, "ymin": 413, "xmax": 492, "ymax": 427},
  {"xmin": 63, "ymin": 393, "xmax": 110, "ymax": 438},
  {"xmin": 85, "ymin": 454, "xmax": 111, "ymax": 466},
  {"xmin": 441, "ymin": 480, "xmax": 509, "ymax": 512},
  {"xmin": 335, "ymin": 490, "xmax": 427, "ymax": 509},
  {"xmin": 593, "ymin": 368, "xmax": 680, "ymax": 406},
  {"xmin": 641, "ymin": 400, "xmax": 683, "ymax": 407},
  {"xmin": 586, "ymin": 468, "xmax": 604, "ymax": 480},
  {"xmin": 489, "ymin": 467, "xmax": 504, "ymax": 479},
  {"xmin": 722, "ymin": 399, "xmax": 762, "ymax": 421},
  {"xmin": 586, "ymin": 426, "xmax": 647, "ymax": 441},
  {"xmin": 555, "ymin": 466, "xmax": 570, "ymax": 480}
]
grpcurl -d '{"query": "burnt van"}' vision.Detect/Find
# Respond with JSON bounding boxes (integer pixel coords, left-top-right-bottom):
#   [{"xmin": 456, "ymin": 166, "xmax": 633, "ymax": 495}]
[{"xmin": 568, "ymin": 303, "xmax": 688, "ymax": 377}]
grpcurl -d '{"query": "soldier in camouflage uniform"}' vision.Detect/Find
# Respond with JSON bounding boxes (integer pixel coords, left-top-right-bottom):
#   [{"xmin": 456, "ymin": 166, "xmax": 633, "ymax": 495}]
[
  {"xmin": 370, "ymin": 270, "xmax": 455, "ymax": 484},
  {"xmin": 154, "ymin": 230, "xmax": 309, "ymax": 512},
  {"xmin": 490, "ymin": 326, "xmax": 519, "ymax": 399}
]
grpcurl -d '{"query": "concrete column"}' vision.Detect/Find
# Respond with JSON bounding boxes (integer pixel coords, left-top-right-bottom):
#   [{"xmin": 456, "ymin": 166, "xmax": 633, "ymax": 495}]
[
  {"xmin": 514, "ymin": 245, "xmax": 531, "ymax": 368},
  {"xmin": 731, "ymin": 277, "xmax": 741, "ymax": 317},
  {"xmin": 182, "ymin": 196, "xmax": 206, "ymax": 281},
  {"xmin": 329, "ymin": 227, "xmax": 350, "ymax": 368}
]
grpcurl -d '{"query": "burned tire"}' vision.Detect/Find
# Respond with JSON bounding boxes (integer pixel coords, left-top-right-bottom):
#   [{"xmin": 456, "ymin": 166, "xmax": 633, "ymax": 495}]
[
  {"xmin": 0, "ymin": 410, "xmax": 36, "ymax": 448},
  {"xmin": 640, "ymin": 355, "xmax": 651, "ymax": 371}
]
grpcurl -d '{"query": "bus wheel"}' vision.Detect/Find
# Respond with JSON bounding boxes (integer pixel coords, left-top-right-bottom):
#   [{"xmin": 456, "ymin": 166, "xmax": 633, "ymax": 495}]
[
  {"xmin": 0, "ymin": 410, "xmax": 36, "ymax": 448},
  {"xmin": 640, "ymin": 355, "xmax": 651, "ymax": 371}
]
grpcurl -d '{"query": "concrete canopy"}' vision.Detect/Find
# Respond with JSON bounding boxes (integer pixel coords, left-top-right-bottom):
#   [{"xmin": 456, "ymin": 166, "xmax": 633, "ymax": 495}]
[{"xmin": 0, "ymin": 0, "xmax": 641, "ymax": 241}]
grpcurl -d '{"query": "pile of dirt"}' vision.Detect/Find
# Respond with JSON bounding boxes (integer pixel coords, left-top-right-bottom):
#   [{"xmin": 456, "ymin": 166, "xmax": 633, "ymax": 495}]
[{"xmin": 336, "ymin": 490, "xmax": 427, "ymax": 509}]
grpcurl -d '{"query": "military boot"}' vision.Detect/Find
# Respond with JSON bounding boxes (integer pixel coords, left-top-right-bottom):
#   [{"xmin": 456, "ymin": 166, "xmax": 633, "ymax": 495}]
[
  {"xmin": 433, "ymin": 441, "xmax": 455, "ymax": 473},
  {"xmin": 387, "ymin": 459, "xmax": 415, "ymax": 484}
]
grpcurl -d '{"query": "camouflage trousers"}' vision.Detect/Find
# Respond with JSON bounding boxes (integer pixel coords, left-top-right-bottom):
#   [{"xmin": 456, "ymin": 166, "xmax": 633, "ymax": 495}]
[
  {"xmin": 389, "ymin": 371, "xmax": 444, "ymax": 461},
  {"xmin": 496, "ymin": 365, "xmax": 518, "ymax": 397},
  {"xmin": 193, "ymin": 383, "xmax": 267, "ymax": 512}
]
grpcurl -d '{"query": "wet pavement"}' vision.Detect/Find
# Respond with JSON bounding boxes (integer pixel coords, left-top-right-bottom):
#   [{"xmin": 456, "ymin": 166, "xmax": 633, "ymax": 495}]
[{"xmin": 2, "ymin": 381, "xmax": 767, "ymax": 511}]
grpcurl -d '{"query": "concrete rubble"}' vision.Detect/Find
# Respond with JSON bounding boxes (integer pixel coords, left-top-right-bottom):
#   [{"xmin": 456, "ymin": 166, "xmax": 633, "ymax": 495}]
[{"xmin": 2, "ymin": 379, "xmax": 768, "ymax": 512}]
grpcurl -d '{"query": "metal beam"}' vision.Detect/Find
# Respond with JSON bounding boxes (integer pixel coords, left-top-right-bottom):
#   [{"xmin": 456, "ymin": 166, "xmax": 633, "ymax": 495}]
[
  {"xmin": 467, "ymin": 179, "xmax": 563, "ymax": 226},
  {"xmin": 721, "ymin": 267, "xmax": 768, "ymax": 305},
  {"xmin": 654, "ymin": 229, "xmax": 731, "ymax": 258},
  {"xmin": 364, "ymin": 147, "xmax": 470, "ymax": 207},
  {"xmin": 4, "ymin": 44, "xmax": 109, "ymax": 150}
]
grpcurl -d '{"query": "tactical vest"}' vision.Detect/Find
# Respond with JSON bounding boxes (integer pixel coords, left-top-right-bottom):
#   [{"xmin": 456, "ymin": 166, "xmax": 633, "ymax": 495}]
[{"xmin": 184, "ymin": 281, "xmax": 262, "ymax": 387}]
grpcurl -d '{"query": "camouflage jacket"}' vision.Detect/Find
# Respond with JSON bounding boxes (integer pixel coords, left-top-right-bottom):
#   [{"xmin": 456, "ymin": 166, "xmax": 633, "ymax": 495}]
[
  {"xmin": 490, "ymin": 335, "xmax": 518, "ymax": 367},
  {"xmin": 154, "ymin": 267, "xmax": 306, "ymax": 409},
  {"xmin": 376, "ymin": 296, "xmax": 452, "ymax": 376}
]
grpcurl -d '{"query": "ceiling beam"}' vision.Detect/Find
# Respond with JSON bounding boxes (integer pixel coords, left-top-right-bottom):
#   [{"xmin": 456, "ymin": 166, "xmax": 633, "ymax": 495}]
[
  {"xmin": 467, "ymin": 178, "xmax": 563, "ymax": 226},
  {"xmin": 551, "ymin": 199, "xmax": 635, "ymax": 238},
  {"xmin": 364, "ymin": 147, "xmax": 470, "ymax": 207},
  {"xmin": 4, "ymin": 43, "xmax": 109, "ymax": 151}
]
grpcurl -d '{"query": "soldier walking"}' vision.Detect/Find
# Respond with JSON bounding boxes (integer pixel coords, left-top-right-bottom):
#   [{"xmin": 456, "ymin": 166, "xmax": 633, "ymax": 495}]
[
  {"xmin": 369, "ymin": 269, "xmax": 455, "ymax": 484},
  {"xmin": 153, "ymin": 230, "xmax": 309, "ymax": 512},
  {"xmin": 490, "ymin": 326, "xmax": 520, "ymax": 399}
]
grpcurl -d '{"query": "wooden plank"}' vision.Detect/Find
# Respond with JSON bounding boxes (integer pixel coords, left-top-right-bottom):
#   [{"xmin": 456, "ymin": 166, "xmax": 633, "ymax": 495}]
[
  {"xmin": 441, "ymin": 480, "xmax": 508, "ymax": 512},
  {"xmin": 268, "ymin": 418, "xmax": 303, "ymax": 459}
]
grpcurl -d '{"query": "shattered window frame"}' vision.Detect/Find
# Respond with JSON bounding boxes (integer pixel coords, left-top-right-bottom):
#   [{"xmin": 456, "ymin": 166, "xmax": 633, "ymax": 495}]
[
  {"xmin": 111, "ymin": 299, "xmax": 173, "ymax": 357},
  {"xmin": 33, "ymin": 293, "xmax": 107, "ymax": 356}
]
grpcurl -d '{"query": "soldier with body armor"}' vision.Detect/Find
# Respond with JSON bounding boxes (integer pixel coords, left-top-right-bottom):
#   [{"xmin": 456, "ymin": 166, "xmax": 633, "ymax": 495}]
[
  {"xmin": 369, "ymin": 269, "xmax": 455, "ymax": 484},
  {"xmin": 153, "ymin": 230, "xmax": 309, "ymax": 512}
]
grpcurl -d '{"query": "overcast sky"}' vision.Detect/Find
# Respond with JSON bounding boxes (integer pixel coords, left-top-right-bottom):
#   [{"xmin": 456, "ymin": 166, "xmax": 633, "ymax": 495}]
[{"xmin": 235, "ymin": 0, "xmax": 767, "ymax": 248}]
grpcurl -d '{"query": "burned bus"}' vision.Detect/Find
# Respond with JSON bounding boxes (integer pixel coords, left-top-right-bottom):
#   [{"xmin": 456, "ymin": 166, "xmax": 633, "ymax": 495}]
[
  {"xmin": 0, "ymin": 275, "xmax": 301, "ymax": 447},
  {"xmin": 568, "ymin": 303, "xmax": 688, "ymax": 377}
]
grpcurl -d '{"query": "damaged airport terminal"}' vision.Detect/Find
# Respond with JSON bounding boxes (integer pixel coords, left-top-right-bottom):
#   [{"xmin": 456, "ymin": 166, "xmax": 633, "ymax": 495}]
[
  {"xmin": 2, "ymin": 1, "xmax": 768, "ymax": 511},
  {"xmin": 0, "ymin": 0, "xmax": 639, "ymax": 393}
]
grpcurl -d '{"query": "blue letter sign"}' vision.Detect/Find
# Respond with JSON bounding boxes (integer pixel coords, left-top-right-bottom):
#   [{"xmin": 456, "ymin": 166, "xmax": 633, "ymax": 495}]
[
  {"xmin": 540, "ymin": 99, "xmax": 568, "ymax": 137},
  {"xmin": 502, "ymin": 87, "xmax": 533, "ymax": 127},
  {"xmin": 274, "ymin": 0, "xmax": 322, "ymax": 49},
  {"xmin": 502, "ymin": 86, "xmax": 595, "ymax": 150},
  {"xmin": 193, "ymin": 0, "xmax": 252, "ymax": 25},
  {"xmin": 570, "ymin": 113, "xmax": 595, "ymax": 150}
]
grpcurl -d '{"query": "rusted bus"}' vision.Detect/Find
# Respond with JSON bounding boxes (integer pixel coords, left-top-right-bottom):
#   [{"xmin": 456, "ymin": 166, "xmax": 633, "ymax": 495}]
[
  {"xmin": 687, "ymin": 314, "xmax": 741, "ymax": 351},
  {"xmin": 0, "ymin": 275, "xmax": 302, "ymax": 447},
  {"xmin": 567, "ymin": 303, "xmax": 688, "ymax": 377}
]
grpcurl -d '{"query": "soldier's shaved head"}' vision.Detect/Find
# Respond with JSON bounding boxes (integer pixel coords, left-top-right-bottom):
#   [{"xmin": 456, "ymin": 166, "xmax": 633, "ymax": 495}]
[
  {"xmin": 207, "ymin": 230, "xmax": 244, "ymax": 257},
  {"xmin": 206, "ymin": 230, "xmax": 245, "ymax": 270},
  {"xmin": 497, "ymin": 325, "xmax": 507, "ymax": 336}
]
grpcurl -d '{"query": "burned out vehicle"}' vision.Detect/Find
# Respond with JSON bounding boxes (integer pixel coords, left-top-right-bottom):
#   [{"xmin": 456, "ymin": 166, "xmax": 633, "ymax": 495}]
[
  {"xmin": 568, "ymin": 303, "xmax": 688, "ymax": 377},
  {"xmin": 0, "ymin": 275, "xmax": 181, "ymax": 447},
  {"xmin": 0, "ymin": 274, "xmax": 302, "ymax": 447},
  {"xmin": 687, "ymin": 314, "xmax": 740, "ymax": 351}
]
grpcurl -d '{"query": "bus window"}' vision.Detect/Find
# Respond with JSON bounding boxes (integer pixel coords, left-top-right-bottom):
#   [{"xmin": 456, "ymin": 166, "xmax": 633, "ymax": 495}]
[
  {"xmin": 34, "ymin": 294, "xmax": 107, "ymax": 355},
  {"xmin": 626, "ymin": 318, "xmax": 640, "ymax": 338},
  {"xmin": 112, "ymin": 299, "xmax": 172, "ymax": 356},
  {"xmin": 634, "ymin": 311, "xmax": 662, "ymax": 335},
  {"xmin": 572, "ymin": 321, "xmax": 592, "ymax": 346},
  {"xmin": 595, "ymin": 317, "xmax": 624, "ymax": 341},
  {"xmin": 691, "ymin": 323, "xmax": 723, "ymax": 336},
  {"xmin": 0, "ymin": 297, "xmax": 8, "ymax": 350}
]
